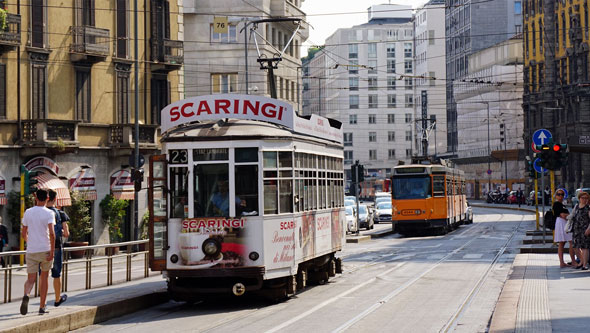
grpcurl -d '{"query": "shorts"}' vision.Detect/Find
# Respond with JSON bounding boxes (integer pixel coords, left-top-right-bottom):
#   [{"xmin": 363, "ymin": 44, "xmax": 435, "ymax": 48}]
[
  {"xmin": 26, "ymin": 251, "xmax": 53, "ymax": 274},
  {"xmin": 51, "ymin": 247, "xmax": 63, "ymax": 278}
]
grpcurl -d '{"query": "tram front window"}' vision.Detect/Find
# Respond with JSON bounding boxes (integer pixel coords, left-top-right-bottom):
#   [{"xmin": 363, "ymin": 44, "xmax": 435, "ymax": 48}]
[
  {"xmin": 235, "ymin": 165, "xmax": 259, "ymax": 216},
  {"xmin": 170, "ymin": 167, "xmax": 189, "ymax": 218},
  {"xmin": 195, "ymin": 164, "xmax": 231, "ymax": 217},
  {"xmin": 392, "ymin": 176, "xmax": 432, "ymax": 200}
]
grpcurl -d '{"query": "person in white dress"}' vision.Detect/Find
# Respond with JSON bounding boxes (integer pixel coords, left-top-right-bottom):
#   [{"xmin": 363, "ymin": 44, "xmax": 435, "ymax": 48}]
[{"xmin": 553, "ymin": 190, "xmax": 575, "ymax": 268}]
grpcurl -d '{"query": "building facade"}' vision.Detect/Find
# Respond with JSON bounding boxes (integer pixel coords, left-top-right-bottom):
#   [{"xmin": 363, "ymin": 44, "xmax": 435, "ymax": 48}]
[
  {"xmin": 523, "ymin": 0, "xmax": 590, "ymax": 192},
  {"xmin": 0, "ymin": 1, "xmax": 184, "ymax": 246},
  {"xmin": 445, "ymin": 0, "xmax": 522, "ymax": 154},
  {"xmin": 183, "ymin": 0, "xmax": 307, "ymax": 110},
  {"xmin": 303, "ymin": 4, "xmax": 415, "ymax": 181},
  {"xmin": 413, "ymin": 0, "xmax": 447, "ymax": 158},
  {"xmin": 455, "ymin": 38, "xmax": 525, "ymax": 198}
]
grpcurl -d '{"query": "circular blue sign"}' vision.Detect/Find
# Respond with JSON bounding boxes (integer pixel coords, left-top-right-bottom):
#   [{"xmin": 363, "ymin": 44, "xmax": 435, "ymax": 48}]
[
  {"xmin": 533, "ymin": 158, "xmax": 548, "ymax": 174},
  {"xmin": 532, "ymin": 129, "xmax": 552, "ymax": 146},
  {"xmin": 487, "ymin": 169, "xmax": 492, "ymax": 175}
]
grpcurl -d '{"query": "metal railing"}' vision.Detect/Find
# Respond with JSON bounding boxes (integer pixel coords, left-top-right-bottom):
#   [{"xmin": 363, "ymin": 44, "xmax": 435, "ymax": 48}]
[
  {"xmin": 70, "ymin": 25, "xmax": 110, "ymax": 56},
  {"xmin": 0, "ymin": 239, "xmax": 150, "ymax": 304}
]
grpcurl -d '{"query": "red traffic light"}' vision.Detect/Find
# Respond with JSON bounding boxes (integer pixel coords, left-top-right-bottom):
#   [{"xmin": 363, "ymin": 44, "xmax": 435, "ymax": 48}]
[{"xmin": 553, "ymin": 144, "xmax": 560, "ymax": 152}]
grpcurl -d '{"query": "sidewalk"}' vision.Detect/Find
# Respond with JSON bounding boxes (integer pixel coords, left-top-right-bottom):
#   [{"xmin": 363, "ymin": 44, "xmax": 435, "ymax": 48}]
[{"xmin": 0, "ymin": 275, "xmax": 167, "ymax": 333}]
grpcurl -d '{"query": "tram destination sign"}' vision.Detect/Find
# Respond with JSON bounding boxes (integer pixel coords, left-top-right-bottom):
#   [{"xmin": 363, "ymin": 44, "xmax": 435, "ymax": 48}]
[{"xmin": 161, "ymin": 94, "xmax": 343, "ymax": 144}]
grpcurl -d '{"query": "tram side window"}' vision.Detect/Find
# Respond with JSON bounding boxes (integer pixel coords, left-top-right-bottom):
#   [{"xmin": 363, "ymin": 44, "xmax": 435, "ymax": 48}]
[
  {"xmin": 194, "ymin": 163, "xmax": 233, "ymax": 217},
  {"xmin": 170, "ymin": 167, "xmax": 189, "ymax": 218},
  {"xmin": 433, "ymin": 176, "xmax": 445, "ymax": 197},
  {"xmin": 446, "ymin": 178, "xmax": 452, "ymax": 196},
  {"xmin": 235, "ymin": 165, "xmax": 259, "ymax": 216}
]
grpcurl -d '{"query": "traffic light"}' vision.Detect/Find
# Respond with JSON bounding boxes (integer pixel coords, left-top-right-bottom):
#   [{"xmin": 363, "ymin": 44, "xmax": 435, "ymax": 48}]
[
  {"xmin": 132, "ymin": 168, "xmax": 144, "ymax": 192},
  {"xmin": 553, "ymin": 143, "xmax": 568, "ymax": 168},
  {"xmin": 24, "ymin": 169, "xmax": 40, "ymax": 195},
  {"xmin": 357, "ymin": 164, "xmax": 365, "ymax": 182},
  {"xmin": 499, "ymin": 123, "xmax": 505, "ymax": 143},
  {"xmin": 527, "ymin": 160, "xmax": 537, "ymax": 179}
]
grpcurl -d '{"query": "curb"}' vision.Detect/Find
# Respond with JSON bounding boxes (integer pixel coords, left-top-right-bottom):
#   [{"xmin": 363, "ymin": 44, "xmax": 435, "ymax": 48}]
[
  {"xmin": 470, "ymin": 203, "xmax": 537, "ymax": 213},
  {"xmin": 369, "ymin": 230, "xmax": 396, "ymax": 239},
  {"xmin": 346, "ymin": 235, "xmax": 371, "ymax": 243},
  {"xmin": 1, "ymin": 290, "xmax": 169, "ymax": 333}
]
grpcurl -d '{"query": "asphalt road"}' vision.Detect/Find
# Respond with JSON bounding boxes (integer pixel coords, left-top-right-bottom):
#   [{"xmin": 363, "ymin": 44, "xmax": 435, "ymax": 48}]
[{"xmin": 76, "ymin": 207, "xmax": 535, "ymax": 333}]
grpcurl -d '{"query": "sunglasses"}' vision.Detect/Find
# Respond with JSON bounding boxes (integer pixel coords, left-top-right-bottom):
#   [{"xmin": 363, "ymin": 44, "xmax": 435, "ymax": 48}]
[{"xmin": 556, "ymin": 193, "xmax": 564, "ymax": 196}]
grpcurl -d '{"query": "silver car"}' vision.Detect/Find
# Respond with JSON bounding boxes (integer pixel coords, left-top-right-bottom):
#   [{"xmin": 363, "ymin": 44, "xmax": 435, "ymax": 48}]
[{"xmin": 373, "ymin": 202, "xmax": 392, "ymax": 224}]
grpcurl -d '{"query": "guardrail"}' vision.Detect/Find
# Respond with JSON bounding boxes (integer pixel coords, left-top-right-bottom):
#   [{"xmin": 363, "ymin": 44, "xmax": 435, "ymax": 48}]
[{"xmin": 0, "ymin": 239, "xmax": 149, "ymax": 304}]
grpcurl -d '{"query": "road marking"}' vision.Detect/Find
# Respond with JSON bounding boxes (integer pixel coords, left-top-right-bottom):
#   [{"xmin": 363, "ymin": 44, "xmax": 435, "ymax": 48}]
[
  {"xmin": 427, "ymin": 254, "xmax": 445, "ymax": 260},
  {"xmin": 264, "ymin": 262, "xmax": 406, "ymax": 333},
  {"xmin": 463, "ymin": 254, "xmax": 483, "ymax": 259}
]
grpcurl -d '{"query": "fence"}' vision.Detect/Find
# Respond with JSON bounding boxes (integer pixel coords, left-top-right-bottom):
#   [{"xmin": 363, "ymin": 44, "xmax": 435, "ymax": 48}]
[{"xmin": 0, "ymin": 239, "xmax": 150, "ymax": 303}]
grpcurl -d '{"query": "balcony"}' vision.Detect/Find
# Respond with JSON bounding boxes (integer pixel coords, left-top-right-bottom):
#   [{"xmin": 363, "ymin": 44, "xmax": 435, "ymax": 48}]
[
  {"xmin": 151, "ymin": 38, "xmax": 183, "ymax": 72},
  {"xmin": 70, "ymin": 26, "xmax": 110, "ymax": 63},
  {"xmin": 109, "ymin": 124, "xmax": 159, "ymax": 154},
  {"xmin": 0, "ymin": 13, "xmax": 21, "ymax": 52},
  {"xmin": 21, "ymin": 120, "xmax": 79, "ymax": 154}
]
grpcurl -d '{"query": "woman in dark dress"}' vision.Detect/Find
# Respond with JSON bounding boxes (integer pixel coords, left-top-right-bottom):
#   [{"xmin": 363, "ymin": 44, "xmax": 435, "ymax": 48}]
[{"xmin": 572, "ymin": 191, "xmax": 590, "ymax": 270}]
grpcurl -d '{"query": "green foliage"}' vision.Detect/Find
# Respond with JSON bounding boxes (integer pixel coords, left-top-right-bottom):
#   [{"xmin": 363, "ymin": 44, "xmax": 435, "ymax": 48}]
[
  {"xmin": 0, "ymin": 8, "xmax": 7, "ymax": 31},
  {"xmin": 140, "ymin": 211, "xmax": 149, "ymax": 240},
  {"xmin": 64, "ymin": 192, "xmax": 93, "ymax": 242},
  {"xmin": 6, "ymin": 191, "xmax": 34, "ymax": 235},
  {"xmin": 99, "ymin": 194, "xmax": 128, "ymax": 243}
]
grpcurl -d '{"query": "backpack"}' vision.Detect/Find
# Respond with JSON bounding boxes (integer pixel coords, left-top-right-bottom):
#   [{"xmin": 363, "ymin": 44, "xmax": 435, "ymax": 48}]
[
  {"xmin": 543, "ymin": 210, "xmax": 556, "ymax": 230},
  {"xmin": 48, "ymin": 207, "xmax": 63, "ymax": 247}
]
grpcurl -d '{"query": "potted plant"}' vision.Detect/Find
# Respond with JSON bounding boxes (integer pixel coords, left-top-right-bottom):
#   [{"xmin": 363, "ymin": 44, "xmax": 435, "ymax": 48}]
[
  {"xmin": 139, "ymin": 211, "xmax": 149, "ymax": 251},
  {"xmin": 64, "ymin": 192, "xmax": 93, "ymax": 259},
  {"xmin": 99, "ymin": 194, "xmax": 128, "ymax": 253}
]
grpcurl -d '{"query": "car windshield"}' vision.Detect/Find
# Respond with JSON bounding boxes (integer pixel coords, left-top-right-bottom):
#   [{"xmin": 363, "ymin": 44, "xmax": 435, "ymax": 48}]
[
  {"xmin": 358, "ymin": 205, "xmax": 367, "ymax": 214},
  {"xmin": 345, "ymin": 206, "xmax": 354, "ymax": 215},
  {"xmin": 377, "ymin": 202, "xmax": 392, "ymax": 210},
  {"xmin": 392, "ymin": 176, "xmax": 432, "ymax": 199},
  {"xmin": 345, "ymin": 200, "xmax": 355, "ymax": 206}
]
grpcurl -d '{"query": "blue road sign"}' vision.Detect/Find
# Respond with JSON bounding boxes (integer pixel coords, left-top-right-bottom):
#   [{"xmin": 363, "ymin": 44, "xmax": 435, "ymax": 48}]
[
  {"xmin": 532, "ymin": 129, "xmax": 552, "ymax": 146},
  {"xmin": 533, "ymin": 158, "xmax": 548, "ymax": 174}
]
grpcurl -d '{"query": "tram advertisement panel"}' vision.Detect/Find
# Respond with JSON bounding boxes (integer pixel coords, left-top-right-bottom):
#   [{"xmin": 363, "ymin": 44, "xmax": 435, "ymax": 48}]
[
  {"xmin": 166, "ymin": 217, "xmax": 260, "ymax": 270},
  {"xmin": 264, "ymin": 209, "xmax": 345, "ymax": 271}
]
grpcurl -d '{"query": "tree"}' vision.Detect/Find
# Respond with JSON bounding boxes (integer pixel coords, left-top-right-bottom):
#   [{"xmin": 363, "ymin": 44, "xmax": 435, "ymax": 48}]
[
  {"xmin": 64, "ymin": 192, "xmax": 93, "ymax": 242},
  {"xmin": 99, "ymin": 194, "xmax": 129, "ymax": 243}
]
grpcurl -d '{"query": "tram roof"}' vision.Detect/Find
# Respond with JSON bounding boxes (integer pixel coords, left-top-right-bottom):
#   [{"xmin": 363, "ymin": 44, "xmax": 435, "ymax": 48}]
[
  {"xmin": 160, "ymin": 94, "xmax": 343, "ymax": 144},
  {"xmin": 394, "ymin": 164, "xmax": 464, "ymax": 176},
  {"xmin": 162, "ymin": 118, "xmax": 343, "ymax": 146}
]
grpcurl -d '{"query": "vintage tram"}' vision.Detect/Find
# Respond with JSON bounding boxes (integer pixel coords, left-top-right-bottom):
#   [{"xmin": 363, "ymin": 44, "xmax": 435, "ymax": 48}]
[
  {"xmin": 148, "ymin": 94, "xmax": 346, "ymax": 300},
  {"xmin": 391, "ymin": 163, "xmax": 469, "ymax": 235}
]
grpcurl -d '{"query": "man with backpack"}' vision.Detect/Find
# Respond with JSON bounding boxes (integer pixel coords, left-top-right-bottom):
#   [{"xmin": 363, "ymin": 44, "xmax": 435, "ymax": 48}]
[{"xmin": 46, "ymin": 189, "xmax": 69, "ymax": 307}]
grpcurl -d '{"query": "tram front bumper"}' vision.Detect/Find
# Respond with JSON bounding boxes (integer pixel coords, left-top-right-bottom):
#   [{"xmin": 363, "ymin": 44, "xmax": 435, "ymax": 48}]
[
  {"xmin": 394, "ymin": 219, "xmax": 447, "ymax": 231},
  {"xmin": 166, "ymin": 267, "xmax": 264, "ymax": 299}
]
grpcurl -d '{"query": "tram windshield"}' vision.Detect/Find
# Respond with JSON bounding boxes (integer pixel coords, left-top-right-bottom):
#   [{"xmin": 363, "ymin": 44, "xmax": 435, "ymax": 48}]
[{"xmin": 392, "ymin": 176, "xmax": 432, "ymax": 200}]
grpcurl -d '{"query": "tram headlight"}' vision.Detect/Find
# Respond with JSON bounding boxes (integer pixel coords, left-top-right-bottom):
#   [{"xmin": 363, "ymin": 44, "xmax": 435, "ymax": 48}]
[
  {"xmin": 202, "ymin": 238, "xmax": 221, "ymax": 257},
  {"xmin": 170, "ymin": 254, "xmax": 179, "ymax": 264},
  {"xmin": 249, "ymin": 251, "xmax": 260, "ymax": 261}
]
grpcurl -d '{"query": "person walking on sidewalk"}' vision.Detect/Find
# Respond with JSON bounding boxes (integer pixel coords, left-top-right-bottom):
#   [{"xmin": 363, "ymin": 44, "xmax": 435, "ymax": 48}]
[
  {"xmin": 0, "ymin": 216, "xmax": 8, "ymax": 268},
  {"xmin": 46, "ymin": 189, "xmax": 69, "ymax": 307},
  {"xmin": 571, "ymin": 191, "xmax": 590, "ymax": 270},
  {"xmin": 20, "ymin": 189, "xmax": 55, "ymax": 315},
  {"xmin": 553, "ymin": 190, "xmax": 575, "ymax": 268}
]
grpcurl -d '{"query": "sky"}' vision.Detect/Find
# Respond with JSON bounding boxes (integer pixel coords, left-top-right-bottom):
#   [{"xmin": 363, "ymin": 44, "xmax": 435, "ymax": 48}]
[{"xmin": 300, "ymin": 0, "xmax": 429, "ymax": 56}]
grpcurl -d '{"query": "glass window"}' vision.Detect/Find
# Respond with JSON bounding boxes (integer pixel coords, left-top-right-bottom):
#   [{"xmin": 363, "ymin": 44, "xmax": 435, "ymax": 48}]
[
  {"xmin": 388, "ymin": 114, "xmax": 395, "ymax": 124},
  {"xmin": 404, "ymin": 43, "xmax": 412, "ymax": 57},
  {"xmin": 388, "ymin": 94, "xmax": 396, "ymax": 108},
  {"xmin": 368, "ymin": 43, "xmax": 377, "ymax": 58},
  {"xmin": 387, "ymin": 77, "xmax": 396, "ymax": 90},
  {"xmin": 368, "ymin": 60, "xmax": 377, "ymax": 74},
  {"xmin": 235, "ymin": 165, "xmax": 259, "ymax": 215},
  {"xmin": 404, "ymin": 60, "xmax": 413, "ymax": 73},
  {"xmin": 392, "ymin": 176, "xmax": 432, "ymax": 199},
  {"xmin": 279, "ymin": 179, "xmax": 293, "ymax": 213},
  {"xmin": 349, "ymin": 114, "xmax": 357, "ymax": 124},
  {"xmin": 348, "ymin": 44, "xmax": 358, "ymax": 59},
  {"xmin": 263, "ymin": 151, "xmax": 277, "ymax": 168},
  {"xmin": 349, "ymin": 60, "xmax": 358, "ymax": 74},
  {"xmin": 350, "ymin": 95, "xmax": 359, "ymax": 109},
  {"xmin": 368, "ymin": 94, "xmax": 378, "ymax": 108},
  {"xmin": 349, "ymin": 77, "xmax": 359, "ymax": 91},
  {"xmin": 368, "ymin": 77, "xmax": 378, "ymax": 90},
  {"xmin": 405, "ymin": 113, "xmax": 412, "ymax": 123},
  {"xmin": 369, "ymin": 132, "xmax": 377, "ymax": 142},
  {"xmin": 194, "ymin": 163, "xmax": 232, "ymax": 217},
  {"xmin": 211, "ymin": 24, "xmax": 237, "ymax": 43},
  {"xmin": 264, "ymin": 179, "xmax": 278, "ymax": 214},
  {"xmin": 388, "ymin": 149, "xmax": 395, "ymax": 159},
  {"xmin": 387, "ymin": 59, "xmax": 396, "ymax": 73},
  {"xmin": 369, "ymin": 150, "xmax": 377, "ymax": 160},
  {"xmin": 235, "ymin": 148, "xmax": 258, "ymax": 163},
  {"xmin": 344, "ymin": 132, "xmax": 353, "ymax": 146},
  {"xmin": 514, "ymin": 1, "xmax": 522, "ymax": 14},
  {"xmin": 211, "ymin": 73, "xmax": 238, "ymax": 94},
  {"xmin": 388, "ymin": 131, "xmax": 395, "ymax": 141},
  {"xmin": 368, "ymin": 114, "xmax": 376, "ymax": 124},
  {"xmin": 170, "ymin": 167, "xmax": 188, "ymax": 218},
  {"xmin": 387, "ymin": 44, "xmax": 395, "ymax": 58},
  {"xmin": 279, "ymin": 151, "xmax": 292, "ymax": 168},
  {"xmin": 433, "ymin": 176, "xmax": 445, "ymax": 197}
]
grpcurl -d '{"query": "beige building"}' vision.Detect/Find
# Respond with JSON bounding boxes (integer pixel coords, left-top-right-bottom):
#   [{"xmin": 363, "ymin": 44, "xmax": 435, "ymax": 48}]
[{"xmin": 0, "ymin": 0, "xmax": 184, "ymax": 245}]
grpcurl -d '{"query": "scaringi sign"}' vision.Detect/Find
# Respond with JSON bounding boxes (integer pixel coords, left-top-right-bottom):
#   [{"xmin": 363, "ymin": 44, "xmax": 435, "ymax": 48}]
[{"xmin": 161, "ymin": 94, "xmax": 294, "ymax": 133}]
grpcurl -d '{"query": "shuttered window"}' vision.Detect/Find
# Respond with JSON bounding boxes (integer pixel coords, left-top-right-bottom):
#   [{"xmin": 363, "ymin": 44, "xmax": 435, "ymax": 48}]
[
  {"xmin": 116, "ymin": 71, "xmax": 129, "ymax": 123},
  {"xmin": 80, "ymin": 0, "xmax": 95, "ymax": 26},
  {"xmin": 31, "ymin": 0, "xmax": 45, "ymax": 48},
  {"xmin": 31, "ymin": 63, "xmax": 46, "ymax": 119},
  {"xmin": 116, "ymin": 0, "xmax": 128, "ymax": 58},
  {"xmin": 151, "ymin": 76, "xmax": 169, "ymax": 125},
  {"xmin": 75, "ymin": 68, "xmax": 91, "ymax": 122},
  {"xmin": 0, "ymin": 64, "xmax": 5, "ymax": 119}
]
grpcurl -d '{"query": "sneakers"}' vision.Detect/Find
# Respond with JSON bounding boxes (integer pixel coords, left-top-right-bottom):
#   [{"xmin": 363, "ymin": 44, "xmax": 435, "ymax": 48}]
[
  {"xmin": 38, "ymin": 307, "xmax": 49, "ymax": 314},
  {"xmin": 54, "ymin": 294, "xmax": 67, "ymax": 307},
  {"xmin": 20, "ymin": 295, "xmax": 29, "ymax": 315}
]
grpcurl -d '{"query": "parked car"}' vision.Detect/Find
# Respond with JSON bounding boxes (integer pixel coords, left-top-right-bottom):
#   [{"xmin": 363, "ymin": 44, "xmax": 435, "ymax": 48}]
[
  {"xmin": 507, "ymin": 191, "xmax": 520, "ymax": 204},
  {"xmin": 345, "ymin": 206, "xmax": 357, "ymax": 233},
  {"xmin": 345, "ymin": 199, "xmax": 356, "ymax": 207},
  {"xmin": 572, "ymin": 188, "xmax": 590, "ymax": 207},
  {"xmin": 357, "ymin": 204, "xmax": 373, "ymax": 230},
  {"xmin": 374, "ymin": 196, "xmax": 391, "ymax": 206},
  {"xmin": 373, "ymin": 202, "xmax": 392, "ymax": 224}
]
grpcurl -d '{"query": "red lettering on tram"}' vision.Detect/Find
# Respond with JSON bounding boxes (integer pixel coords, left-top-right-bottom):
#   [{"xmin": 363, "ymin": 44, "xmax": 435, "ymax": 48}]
[
  {"xmin": 243, "ymin": 100, "xmax": 260, "ymax": 116},
  {"xmin": 215, "ymin": 99, "xmax": 231, "ymax": 114},
  {"xmin": 197, "ymin": 101, "xmax": 212, "ymax": 115},
  {"xmin": 181, "ymin": 103, "xmax": 194, "ymax": 117},
  {"xmin": 170, "ymin": 106, "xmax": 180, "ymax": 121}
]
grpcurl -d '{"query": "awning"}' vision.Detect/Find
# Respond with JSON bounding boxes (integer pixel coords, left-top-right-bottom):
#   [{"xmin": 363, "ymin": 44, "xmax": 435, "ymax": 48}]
[
  {"xmin": 34, "ymin": 173, "xmax": 72, "ymax": 207},
  {"xmin": 0, "ymin": 177, "xmax": 6, "ymax": 205},
  {"xmin": 69, "ymin": 167, "xmax": 97, "ymax": 201},
  {"xmin": 110, "ymin": 170, "xmax": 135, "ymax": 200}
]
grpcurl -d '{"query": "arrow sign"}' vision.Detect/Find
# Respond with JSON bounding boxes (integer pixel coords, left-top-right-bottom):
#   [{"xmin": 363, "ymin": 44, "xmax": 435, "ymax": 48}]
[
  {"xmin": 533, "ymin": 158, "xmax": 548, "ymax": 174},
  {"xmin": 533, "ymin": 129, "xmax": 552, "ymax": 146}
]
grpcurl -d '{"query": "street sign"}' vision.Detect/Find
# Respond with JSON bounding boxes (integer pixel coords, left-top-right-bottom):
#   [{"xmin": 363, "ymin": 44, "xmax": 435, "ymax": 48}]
[
  {"xmin": 533, "ymin": 158, "xmax": 547, "ymax": 174},
  {"xmin": 129, "ymin": 154, "xmax": 145, "ymax": 168},
  {"xmin": 531, "ymin": 142, "xmax": 540, "ymax": 153},
  {"xmin": 487, "ymin": 169, "xmax": 492, "ymax": 175},
  {"xmin": 532, "ymin": 129, "xmax": 552, "ymax": 146}
]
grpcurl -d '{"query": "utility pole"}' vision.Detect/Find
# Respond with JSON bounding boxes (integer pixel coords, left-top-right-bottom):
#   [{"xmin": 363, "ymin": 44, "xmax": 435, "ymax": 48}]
[
  {"xmin": 133, "ymin": 0, "xmax": 139, "ymax": 246},
  {"xmin": 486, "ymin": 102, "xmax": 491, "ymax": 192}
]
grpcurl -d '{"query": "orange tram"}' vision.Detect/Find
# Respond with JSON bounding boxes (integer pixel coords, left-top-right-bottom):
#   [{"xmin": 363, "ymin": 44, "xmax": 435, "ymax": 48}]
[{"xmin": 391, "ymin": 163, "xmax": 470, "ymax": 235}]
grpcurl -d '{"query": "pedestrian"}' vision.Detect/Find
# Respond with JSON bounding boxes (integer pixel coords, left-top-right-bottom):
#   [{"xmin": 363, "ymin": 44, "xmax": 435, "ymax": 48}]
[
  {"xmin": 552, "ymin": 189, "xmax": 576, "ymax": 268},
  {"xmin": 571, "ymin": 191, "xmax": 590, "ymax": 270},
  {"xmin": 544, "ymin": 186, "xmax": 551, "ymax": 205},
  {"xmin": 20, "ymin": 188, "xmax": 55, "ymax": 315},
  {"xmin": 46, "ymin": 189, "xmax": 69, "ymax": 307},
  {"xmin": 0, "ymin": 216, "xmax": 8, "ymax": 268},
  {"xmin": 516, "ymin": 188, "xmax": 523, "ymax": 208}
]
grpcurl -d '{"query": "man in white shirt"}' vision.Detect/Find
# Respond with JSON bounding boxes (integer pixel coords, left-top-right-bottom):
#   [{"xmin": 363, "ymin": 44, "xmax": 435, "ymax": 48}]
[{"xmin": 20, "ymin": 188, "xmax": 55, "ymax": 315}]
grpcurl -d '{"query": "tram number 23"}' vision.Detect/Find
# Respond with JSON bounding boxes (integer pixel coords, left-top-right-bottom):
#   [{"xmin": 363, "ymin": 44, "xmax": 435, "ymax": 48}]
[{"xmin": 169, "ymin": 149, "xmax": 188, "ymax": 164}]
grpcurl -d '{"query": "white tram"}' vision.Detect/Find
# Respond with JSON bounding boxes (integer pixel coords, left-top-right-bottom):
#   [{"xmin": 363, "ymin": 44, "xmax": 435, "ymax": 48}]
[{"xmin": 148, "ymin": 94, "xmax": 346, "ymax": 300}]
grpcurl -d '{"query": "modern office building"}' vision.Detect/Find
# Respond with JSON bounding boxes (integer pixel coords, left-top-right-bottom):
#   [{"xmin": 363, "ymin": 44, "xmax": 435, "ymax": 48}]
[
  {"xmin": 303, "ymin": 4, "xmax": 415, "ymax": 181},
  {"xmin": 413, "ymin": 0, "xmax": 447, "ymax": 158},
  {"xmin": 183, "ymin": 0, "xmax": 308, "ymax": 111},
  {"xmin": 445, "ymin": 0, "xmax": 523, "ymax": 154},
  {"xmin": 523, "ymin": 0, "xmax": 590, "ymax": 191},
  {"xmin": 0, "ymin": 1, "xmax": 184, "ymax": 245}
]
